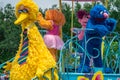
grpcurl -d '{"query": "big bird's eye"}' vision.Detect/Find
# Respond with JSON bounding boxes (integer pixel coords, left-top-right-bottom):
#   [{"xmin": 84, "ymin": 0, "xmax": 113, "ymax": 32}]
[
  {"xmin": 18, "ymin": 10, "xmax": 23, "ymax": 13},
  {"xmin": 22, "ymin": 9, "xmax": 28, "ymax": 13},
  {"xmin": 18, "ymin": 9, "xmax": 28, "ymax": 13},
  {"xmin": 100, "ymin": 11, "xmax": 103, "ymax": 15}
]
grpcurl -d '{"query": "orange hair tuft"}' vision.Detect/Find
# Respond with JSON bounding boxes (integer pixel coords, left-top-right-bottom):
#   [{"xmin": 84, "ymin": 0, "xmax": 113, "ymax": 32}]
[{"xmin": 45, "ymin": 9, "xmax": 66, "ymax": 26}]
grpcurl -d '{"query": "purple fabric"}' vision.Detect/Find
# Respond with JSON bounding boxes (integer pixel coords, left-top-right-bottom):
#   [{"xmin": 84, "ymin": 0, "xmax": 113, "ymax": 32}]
[{"xmin": 47, "ymin": 24, "xmax": 59, "ymax": 35}]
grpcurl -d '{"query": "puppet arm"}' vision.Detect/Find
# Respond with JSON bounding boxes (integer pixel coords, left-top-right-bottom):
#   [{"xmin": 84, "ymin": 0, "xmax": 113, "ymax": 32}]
[
  {"xmin": 105, "ymin": 18, "xmax": 117, "ymax": 31},
  {"xmin": 3, "ymin": 34, "xmax": 23, "ymax": 71},
  {"xmin": 93, "ymin": 18, "xmax": 117, "ymax": 37},
  {"xmin": 87, "ymin": 24, "xmax": 109, "ymax": 37},
  {"xmin": 3, "ymin": 62, "xmax": 12, "ymax": 71},
  {"xmin": 37, "ymin": 12, "xmax": 53, "ymax": 30},
  {"xmin": 78, "ymin": 30, "xmax": 84, "ymax": 40},
  {"xmin": 93, "ymin": 25, "xmax": 110, "ymax": 37},
  {"xmin": 35, "ymin": 64, "xmax": 56, "ymax": 79}
]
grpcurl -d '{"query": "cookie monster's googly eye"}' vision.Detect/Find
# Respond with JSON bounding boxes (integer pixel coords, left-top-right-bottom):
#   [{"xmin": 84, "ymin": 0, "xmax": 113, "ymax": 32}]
[
  {"xmin": 100, "ymin": 11, "xmax": 103, "ymax": 15},
  {"xmin": 18, "ymin": 10, "xmax": 23, "ymax": 13}
]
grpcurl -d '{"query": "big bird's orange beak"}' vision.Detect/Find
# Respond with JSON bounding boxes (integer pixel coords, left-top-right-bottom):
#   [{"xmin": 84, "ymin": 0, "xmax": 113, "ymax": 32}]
[{"xmin": 14, "ymin": 13, "xmax": 28, "ymax": 25}]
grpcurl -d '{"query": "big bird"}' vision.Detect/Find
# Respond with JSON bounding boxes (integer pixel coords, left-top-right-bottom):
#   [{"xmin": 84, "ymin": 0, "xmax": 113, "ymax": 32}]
[{"xmin": 5, "ymin": 0, "xmax": 58, "ymax": 80}]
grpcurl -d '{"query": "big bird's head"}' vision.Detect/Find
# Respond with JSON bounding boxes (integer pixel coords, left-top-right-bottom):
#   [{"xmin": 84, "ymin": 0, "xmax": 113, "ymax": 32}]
[{"xmin": 14, "ymin": 0, "xmax": 39, "ymax": 25}]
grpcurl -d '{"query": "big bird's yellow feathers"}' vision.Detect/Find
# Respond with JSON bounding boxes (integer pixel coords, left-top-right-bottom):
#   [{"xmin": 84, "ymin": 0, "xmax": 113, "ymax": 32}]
[{"xmin": 8, "ymin": 0, "xmax": 58, "ymax": 80}]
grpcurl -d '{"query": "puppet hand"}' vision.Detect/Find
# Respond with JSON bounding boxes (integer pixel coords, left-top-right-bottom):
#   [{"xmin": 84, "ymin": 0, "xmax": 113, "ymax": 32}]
[
  {"xmin": 31, "ymin": 76, "xmax": 39, "ymax": 80},
  {"xmin": 3, "ymin": 61, "xmax": 12, "ymax": 71},
  {"xmin": 105, "ymin": 18, "xmax": 117, "ymax": 27},
  {"xmin": 38, "ymin": 12, "xmax": 42, "ymax": 16},
  {"xmin": 49, "ymin": 20, "xmax": 54, "ymax": 25},
  {"xmin": 105, "ymin": 18, "xmax": 117, "ymax": 31},
  {"xmin": 37, "ymin": 12, "xmax": 43, "ymax": 18},
  {"xmin": 37, "ymin": 12, "xmax": 43, "ymax": 22},
  {"xmin": 35, "ymin": 68, "xmax": 44, "ymax": 79}
]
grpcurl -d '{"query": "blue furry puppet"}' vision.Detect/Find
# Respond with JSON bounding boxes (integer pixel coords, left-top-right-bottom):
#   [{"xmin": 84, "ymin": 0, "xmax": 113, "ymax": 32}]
[{"xmin": 78, "ymin": 4, "xmax": 117, "ymax": 73}]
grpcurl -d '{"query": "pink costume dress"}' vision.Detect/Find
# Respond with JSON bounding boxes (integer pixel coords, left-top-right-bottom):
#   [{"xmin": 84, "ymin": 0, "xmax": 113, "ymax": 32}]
[{"xmin": 44, "ymin": 24, "xmax": 64, "ymax": 50}]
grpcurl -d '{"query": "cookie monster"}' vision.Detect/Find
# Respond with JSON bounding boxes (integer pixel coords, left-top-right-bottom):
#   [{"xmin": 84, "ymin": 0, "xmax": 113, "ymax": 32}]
[{"xmin": 78, "ymin": 4, "xmax": 117, "ymax": 73}]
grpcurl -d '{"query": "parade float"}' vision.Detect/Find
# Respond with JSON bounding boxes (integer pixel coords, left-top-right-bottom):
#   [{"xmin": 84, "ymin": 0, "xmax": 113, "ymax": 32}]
[
  {"xmin": 0, "ymin": 0, "xmax": 120, "ymax": 80},
  {"xmin": 58, "ymin": 0, "xmax": 120, "ymax": 80}
]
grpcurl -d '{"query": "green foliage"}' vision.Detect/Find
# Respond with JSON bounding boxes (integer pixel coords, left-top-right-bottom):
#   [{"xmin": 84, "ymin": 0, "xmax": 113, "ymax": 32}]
[
  {"xmin": 0, "ymin": 27, "xmax": 5, "ymax": 42},
  {"xmin": 83, "ymin": 3, "xmax": 92, "ymax": 12},
  {"xmin": 103, "ymin": 40, "xmax": 120, "ymax": 72},
  {"xmin": 75, "ymin": 2, "xmax": 82, "ymax": 12},
  {"xmin": 0, "ymin": 4, "xmax": 21, "ymax": 63},
  {"xmin": 109, "ymin": 0, "xmax": 120, "ymax": 33},
  {"xmin": 61, "ymin": 3, "xmax": 73, "ymax": 41}
]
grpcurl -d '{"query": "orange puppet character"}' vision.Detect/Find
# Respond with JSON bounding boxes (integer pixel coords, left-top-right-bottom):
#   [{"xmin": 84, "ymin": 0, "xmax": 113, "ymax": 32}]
[{"xmin": 37, "ymin": 9, "xmax": 66, "ymax": 61}]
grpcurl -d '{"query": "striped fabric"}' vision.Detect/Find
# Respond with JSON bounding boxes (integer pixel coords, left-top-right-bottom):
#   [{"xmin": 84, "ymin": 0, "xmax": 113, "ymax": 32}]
[{"xmin": 18, "ymin": 29, "xmax": 28, "ymax": 65}]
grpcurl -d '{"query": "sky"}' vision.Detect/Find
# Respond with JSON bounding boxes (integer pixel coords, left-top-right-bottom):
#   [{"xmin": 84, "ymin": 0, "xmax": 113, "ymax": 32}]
[{"xmin": 0, "ymin": 0, "xmax": 76, "ymax": 10}]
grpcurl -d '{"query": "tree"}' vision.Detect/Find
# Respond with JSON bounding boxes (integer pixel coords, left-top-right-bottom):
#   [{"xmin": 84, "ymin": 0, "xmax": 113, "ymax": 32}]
[
  {"xmin": 61, "ymin": 3, "xmax": 73, "ymax": 41},
  {"xmin": 0, "ymin": 8, "xmax": 5, "ymax": 42},
  {"xmin": 0, "ymin": 4, "xmax": 21, "ymax": 63},
  {"xmin": 108, "ymin": 0, "xmax": 120, "ymax": 33}
]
